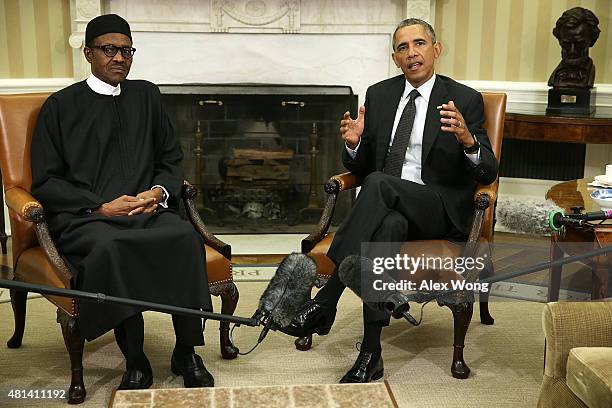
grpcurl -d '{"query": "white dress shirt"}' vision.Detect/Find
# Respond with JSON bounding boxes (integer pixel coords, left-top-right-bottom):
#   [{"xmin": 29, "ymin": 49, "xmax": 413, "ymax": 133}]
[
  {"xmin": 85, "ymin": 74, "xmax": 169, "ymax": 208},
  {"xmin": 347, "ymin": 74, "xmax": 480, "ymax": 184}
]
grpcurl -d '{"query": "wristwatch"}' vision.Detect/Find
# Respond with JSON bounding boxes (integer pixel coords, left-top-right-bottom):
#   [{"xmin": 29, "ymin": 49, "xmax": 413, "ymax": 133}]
[{"xmin": 463, "ymin": 135, "xmax": 480, "ymax": 154}]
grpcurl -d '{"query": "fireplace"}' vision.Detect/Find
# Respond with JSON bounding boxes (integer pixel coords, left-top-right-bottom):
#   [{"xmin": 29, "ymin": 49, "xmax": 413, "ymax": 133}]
[
  {"xmin": 160, "ymin": 84, "xmax": 357, "ymax": 233},
  {"xmin": 67, "ymin": 0, "xmax": 431, "ymax": 232}
]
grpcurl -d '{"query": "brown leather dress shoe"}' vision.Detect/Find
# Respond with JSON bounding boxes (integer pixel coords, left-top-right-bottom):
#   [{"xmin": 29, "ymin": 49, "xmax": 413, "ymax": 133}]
[
  {"xmin": 339, "ymin": 351, "xmax": 384, "ymax": 383},
  {"xmin": 116, "ymin": 369, "xmax": 153, "ymax": 390},
  {"xmin": 171, "ymin": 352, "xmax": 214, "ymax": 388},
  {"xmin": 279, "ymin": 300, "xmax": 337, "ymax": 338}
]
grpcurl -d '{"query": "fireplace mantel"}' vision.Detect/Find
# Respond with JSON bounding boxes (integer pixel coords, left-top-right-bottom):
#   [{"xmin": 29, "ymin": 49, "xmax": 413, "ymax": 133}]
[{"xmin": 69, "ymin": 0, "xmax": 434, "ymax": 103}]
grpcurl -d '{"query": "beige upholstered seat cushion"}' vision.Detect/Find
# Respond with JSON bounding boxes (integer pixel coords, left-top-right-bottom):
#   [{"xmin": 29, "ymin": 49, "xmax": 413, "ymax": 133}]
[
  {"xmin": 566, "ymin": 347, "xmax": 612, "ymax": 408},
  {"xmin": 542, "ymin": 302, "xmax": 612, "ymax": 379}
]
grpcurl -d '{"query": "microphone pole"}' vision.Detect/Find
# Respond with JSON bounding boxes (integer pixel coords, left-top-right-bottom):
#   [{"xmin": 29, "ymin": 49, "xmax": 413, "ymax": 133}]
[
  {"xmin": 0, "ymin": 279, "xmax": 258, "ymax": 327},
  {"xmin": 480, "ymin": 244, "xmax": 612, "ymax": 285}
]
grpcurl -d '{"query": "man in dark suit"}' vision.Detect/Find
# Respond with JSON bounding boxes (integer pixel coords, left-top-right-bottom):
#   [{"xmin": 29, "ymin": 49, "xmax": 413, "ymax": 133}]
[{"xmin": 282, "ymin": 18, "xmax": 498, "ymax": 383}]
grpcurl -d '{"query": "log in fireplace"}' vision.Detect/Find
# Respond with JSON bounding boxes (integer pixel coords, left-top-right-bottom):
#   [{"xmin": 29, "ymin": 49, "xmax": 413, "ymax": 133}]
[{"xmin": 160, "ymin": 84, "xmax": 357, "ymax": 233}]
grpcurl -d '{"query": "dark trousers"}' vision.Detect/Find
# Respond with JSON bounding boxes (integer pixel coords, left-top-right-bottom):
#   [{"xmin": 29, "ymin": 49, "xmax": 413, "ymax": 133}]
[
  {"xmin": 315, "ymin": 171, "xmax": 450, "ymax": 324},
  {"xmin": 114, "ymin": 312, "xmax": 204, "ymax": 370}
]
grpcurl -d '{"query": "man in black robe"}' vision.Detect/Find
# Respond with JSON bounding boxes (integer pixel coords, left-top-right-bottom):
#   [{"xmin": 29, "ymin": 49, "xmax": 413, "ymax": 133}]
[{"xmin": 31, "ymin": 14, "xmax": 214, "ymax": 390}]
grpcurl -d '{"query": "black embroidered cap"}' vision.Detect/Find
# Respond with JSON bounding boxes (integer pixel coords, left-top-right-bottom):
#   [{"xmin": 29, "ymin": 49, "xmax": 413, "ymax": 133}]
[{"xmin": 85, "ymin": 14, "xmax": 132, "ymax": 45}]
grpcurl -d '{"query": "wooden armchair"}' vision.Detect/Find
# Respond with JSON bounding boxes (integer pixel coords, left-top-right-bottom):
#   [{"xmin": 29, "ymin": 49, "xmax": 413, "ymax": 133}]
[
  {"xmin": 298, "ymin": 92, "xmax": 506, "ymax": 379},
  {"xmin": 0, "ymin": 93, "xmax": 239, "ymax": 404}
]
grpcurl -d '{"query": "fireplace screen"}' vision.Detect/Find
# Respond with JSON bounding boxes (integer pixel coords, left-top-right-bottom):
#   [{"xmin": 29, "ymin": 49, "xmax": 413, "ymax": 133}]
[{"xmin": 160, "ymin": 84, "xmax": 357, "ymax": 234}]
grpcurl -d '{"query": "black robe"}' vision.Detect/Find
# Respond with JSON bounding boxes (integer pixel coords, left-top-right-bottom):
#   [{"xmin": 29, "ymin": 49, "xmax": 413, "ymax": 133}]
[{"xmin": 31, "ymin": 79, "xmax": 211, "ymax": 341}]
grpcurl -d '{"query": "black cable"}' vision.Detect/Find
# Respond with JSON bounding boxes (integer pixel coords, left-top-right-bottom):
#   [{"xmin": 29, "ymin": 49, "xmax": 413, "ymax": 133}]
[{"xmin": 230, "ymin": 276, "xmax": 292, "ymax": 356}]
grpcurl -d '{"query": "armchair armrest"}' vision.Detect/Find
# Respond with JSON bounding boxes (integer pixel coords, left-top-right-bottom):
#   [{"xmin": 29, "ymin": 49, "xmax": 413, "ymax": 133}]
[
  {"xmin": 474, "ymin": 183, "xmax": 497, "ymax": 206},
  {"xmin": 329, "ymin": 172, "xmax": 362, "ymax": 193},
  {"xmin": 302, "ymin": 172, "xmax": 362, "ymax": 253},
  {"xmin": 5, "ymin": 187, "xmax": 72, "ymax": 286},
  {"xmin": 543, "ymin": 301, "xmax": 612, "ymax": 379},
  {"xmin": 461, "ymin": 183, "xmax": 496, "ymax": 283},
  {"xmin": 5, "ymin": 187, "xmax": 44, "ymax": 223},
  {"xmin": 181, "ymin": 181, "xmax": 231, "ymax": 260},
  {"xmin": 465, "ymin": 184, "xmax": 493, "ymax": 244}
]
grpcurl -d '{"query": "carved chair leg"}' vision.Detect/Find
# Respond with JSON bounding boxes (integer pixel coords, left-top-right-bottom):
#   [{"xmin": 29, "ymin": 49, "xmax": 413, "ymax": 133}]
[
  {"xmin": 449, "ymin": 302, "xmax": 473, "ymax": 379},
  {"xmin": 7, "ymin": 287, "xmax": 27, "ymax": 348},
  {"xmin": 479, "ymin": 259, "xmax": 494, "ymax": 325},
  {"xmin": 57, "ymin": 311, "xmax": 86, "ymax": 404},
  {"xmin": 218, "ymin": 283, "xmax": 239, "ymax": 359}
]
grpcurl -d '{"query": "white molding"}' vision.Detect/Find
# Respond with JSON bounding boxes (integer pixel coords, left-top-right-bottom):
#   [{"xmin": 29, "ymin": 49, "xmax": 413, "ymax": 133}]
[
  {"xmin": 498, "ymin": 177, "xmax": 559, "ymax": 198},
  {"xmin": 461, "ymin": 80, "xmax": 612, "ymax": 111},
  {"xmin": 0, "ymin": 78, "xmax": 75, "ymax": 94},
  {"xmin": 406, "ymin": 0, "xmax": 432, "ymax": 22}
]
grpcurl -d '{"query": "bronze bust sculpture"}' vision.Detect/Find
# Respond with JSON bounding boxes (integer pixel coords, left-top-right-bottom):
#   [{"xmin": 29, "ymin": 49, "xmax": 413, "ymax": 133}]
[{"xmin": 548, "ymin": 7, "xmax": 600, "ymax": 89}]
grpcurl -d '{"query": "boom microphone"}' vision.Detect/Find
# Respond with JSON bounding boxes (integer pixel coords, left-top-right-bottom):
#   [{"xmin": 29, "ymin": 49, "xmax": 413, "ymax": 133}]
[
  {"xmin": 496, "ymin": 197, "xmax": 612, "ymax": 234},
  {"xmin": 496, "ymin": 197, "xmax": 563, "ymax": 234},
  {"xmin": 338, "ymin": 255, "xmax": 420, "ymax": 326},
  {"xmin": 253, "ymin": 253, "xmax": 317, "ymax": 342},
  {"xmin": 2, "ymin": 254, "xmax": 318, "ymax": 352},
  {"xmin": 0, "ymin": 279, "xmax": 257, "ymax": 326}
]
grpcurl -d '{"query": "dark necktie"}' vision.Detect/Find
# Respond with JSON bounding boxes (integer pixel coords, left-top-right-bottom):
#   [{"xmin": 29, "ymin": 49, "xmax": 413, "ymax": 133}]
[{"xmin": 384, "ymin": 89, "xmax": 420, "ymax": 178}]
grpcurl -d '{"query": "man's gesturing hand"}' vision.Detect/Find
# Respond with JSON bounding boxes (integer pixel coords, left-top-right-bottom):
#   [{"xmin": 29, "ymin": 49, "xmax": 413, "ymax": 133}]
[
  {"xmin": 340, "ymin": 106, "xmax": 365, "ymax": 149},
  {"xmin": 95, "ymin": 195, "xmax": 156, "ymax": 217},
  {"xmin": 440, "ymin": 100, "xmax": 475, "ymax": 148}
]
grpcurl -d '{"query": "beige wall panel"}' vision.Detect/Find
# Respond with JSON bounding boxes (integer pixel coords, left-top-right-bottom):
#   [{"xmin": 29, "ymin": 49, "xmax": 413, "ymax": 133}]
[
  {"xmin": 492, "ymin": 0, "xmax": 511, "ymax": 81},
  {"xmin": 34, "ymin": 0, "xmax": 51, "ymax": 78},
  {"xmin": 505, "ymin": 0, "xmax": 524, "ymax": 81},
  {"xmin": 19, "ymin": 0, "xmax": 38, "ymax": 77},
  {"xmin": 519, "ymin": 0, "xmax": 540, "ymax": 81},
  {"xmin": 451, "ymin": 0, "xmax": 469, "ymax": 79},
  {"xmin": 435, "ymin": 0, "xmax": 457, "ymax": 78},
  {"xmin": 591, "ymin": 0, "xmax": 611, "ymax": 83},
  {"xmin": 435, "ymin": 0, "xmax": 611, "ymax": 83},
  {"xmin": 5, "ymin": 0, "xmax": 24, "ymax": 77},
  {"xmin": 0, "ymin": 0, "xmax": 10, "ymax": 77},
  {"xmin": 0, "ymin": 0, "xmax": 71, "ymax": 79},
  {"xmin": 465, "ymin": 0, "xmax": 484, "ymax": 79}
]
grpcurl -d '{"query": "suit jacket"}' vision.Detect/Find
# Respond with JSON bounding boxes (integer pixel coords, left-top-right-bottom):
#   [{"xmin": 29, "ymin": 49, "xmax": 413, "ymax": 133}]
[{"xmin": 343, "ymin": 74, "xmax": 499, "ymax": 237}]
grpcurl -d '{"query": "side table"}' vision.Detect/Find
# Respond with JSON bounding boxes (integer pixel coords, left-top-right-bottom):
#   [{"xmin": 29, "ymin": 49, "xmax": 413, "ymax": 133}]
[{"xmin": 546, "ymin": 179, "xmax": 611, "ymax": 301}]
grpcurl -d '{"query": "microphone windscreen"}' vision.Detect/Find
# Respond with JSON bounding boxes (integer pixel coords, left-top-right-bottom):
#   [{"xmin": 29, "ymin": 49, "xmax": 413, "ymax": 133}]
[
  {"xmin": 338, "ymin": 255, "xmax": 370, "ymax": 298},
  {"xmin": 258, "ymin": 253, "xmax": 317, "ymax": 328},
  {"xmin": 496, "ymin": 197, "xmax": 562, "ymax": 235}
]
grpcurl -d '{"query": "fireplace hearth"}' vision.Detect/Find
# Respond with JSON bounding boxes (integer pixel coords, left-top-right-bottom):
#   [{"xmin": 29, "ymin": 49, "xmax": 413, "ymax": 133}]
[{"xmin": 160, "ymin": 84, "xmax": 357, "ymax": 233}]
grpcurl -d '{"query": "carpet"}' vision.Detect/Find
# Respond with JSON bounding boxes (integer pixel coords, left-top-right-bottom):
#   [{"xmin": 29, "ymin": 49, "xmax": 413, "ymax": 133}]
[
  {"xmin": 0, "ymin": 281, "xmax": 546, "ymax": 408},
  {"xmin": 0, "ymin": 289, "xmax": 41, "ymax": 304}
]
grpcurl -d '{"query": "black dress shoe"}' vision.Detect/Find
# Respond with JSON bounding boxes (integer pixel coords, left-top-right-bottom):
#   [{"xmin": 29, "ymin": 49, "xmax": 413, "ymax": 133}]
[
  {"xmin": 117, "ymin": 369, "xmax": 153, "ymax": 390},
  {"xmin": 171, "ymin": 352, "xmax": 214, "ymax": 388},
  {"xmin": 280, "ymin": 300, "xmax": 336, "ymax": 338},
  {"xmin": 339, "ymin": 351, "xmax": 384, "ymax": 383}
]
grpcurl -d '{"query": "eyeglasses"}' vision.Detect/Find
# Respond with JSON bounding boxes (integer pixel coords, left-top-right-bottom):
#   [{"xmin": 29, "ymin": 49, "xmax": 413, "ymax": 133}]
[{"xmin": 89, "ymin": 44, "xmax": 136, "ymax": 59}]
